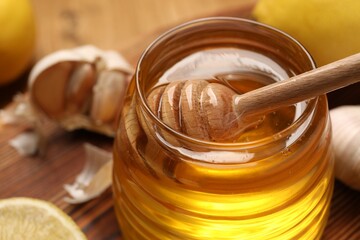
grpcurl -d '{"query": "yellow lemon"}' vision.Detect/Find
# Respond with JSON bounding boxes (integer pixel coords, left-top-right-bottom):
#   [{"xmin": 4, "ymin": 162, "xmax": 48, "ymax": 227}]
[
  {"xmin": 253, "ymin": 0, "xmax": 360, "ymax": 66},
  {"xmin": 0, "ymin": 197, "xmax": 87, "ymax": 240},
  {"xmin": 0, "ymin": 0, "xmax": 35, "ymax": 85}
]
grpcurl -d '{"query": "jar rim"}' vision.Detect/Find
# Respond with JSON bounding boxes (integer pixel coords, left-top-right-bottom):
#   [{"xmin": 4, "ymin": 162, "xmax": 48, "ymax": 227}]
[{"xmin": 135, "ymin": 17, "xmax": 317, "ymax": 149}]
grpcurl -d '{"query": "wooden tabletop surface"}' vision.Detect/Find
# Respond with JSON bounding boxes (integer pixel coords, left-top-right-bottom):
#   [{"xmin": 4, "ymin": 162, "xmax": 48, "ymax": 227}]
[{"xmin": 1, "ymin": 0, "xmax": 360, "ymax": 239}]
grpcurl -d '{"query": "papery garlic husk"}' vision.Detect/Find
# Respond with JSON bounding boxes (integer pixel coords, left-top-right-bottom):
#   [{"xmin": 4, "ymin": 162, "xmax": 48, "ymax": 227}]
[
  {"xmin": 64, "ymin": 143, "xmax": 113, "ymax": 204},
  {"xmin": 28, "ymin": 45, "xmax": 133, "ymax": 137},
  {"xmin": 1, "ymin": 93, "xmax": 57, "ymax": 156},
  {"xmin": 330, "ymin": 105, "xmax": 360, "ymax": 190},
  {"xmin": 9, "ymin": 131, "xmax": 40, "ymax": 156},
  {"xmin": 0, "ymin": 94, "xmax": 37, "ymax": 126}
]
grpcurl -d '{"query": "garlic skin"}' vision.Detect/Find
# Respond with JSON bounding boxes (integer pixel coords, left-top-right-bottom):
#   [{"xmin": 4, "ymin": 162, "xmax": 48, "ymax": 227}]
[
  {"xmin": 0, "ymin": 94, "xmax": 37, "ymax": 126},
  {"xmin": 64, "ymin": 143, "xmax": 113, "ymax": 204},
  {"xmin": 9, "ymin": 131, "xmax": 40, "ymax": 156},
  {"xmin": 330, "ymin": 105, "xmax": 360, "ymax": 190},
  {"xmin": 28, "ymin": 45, "xmax": 133, "ymax": 136}
]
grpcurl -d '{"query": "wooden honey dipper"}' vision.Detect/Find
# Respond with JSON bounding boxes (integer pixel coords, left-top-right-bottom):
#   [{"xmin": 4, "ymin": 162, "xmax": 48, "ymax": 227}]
[{"xmin": 147, "ymin": 53, "xmax": 360, "ymax": 142}]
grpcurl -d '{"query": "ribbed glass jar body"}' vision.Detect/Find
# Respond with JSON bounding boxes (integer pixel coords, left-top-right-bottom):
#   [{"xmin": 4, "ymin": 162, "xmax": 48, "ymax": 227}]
[{"xmin": 113, "ymin": 18, "xmax": 334, "ymax": 240}]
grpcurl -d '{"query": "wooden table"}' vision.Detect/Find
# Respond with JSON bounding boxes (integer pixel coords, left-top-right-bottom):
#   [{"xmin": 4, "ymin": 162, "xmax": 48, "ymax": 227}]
[{"xmin": 1, "ymin": 0, "xmax": 360, "ymax": 239}]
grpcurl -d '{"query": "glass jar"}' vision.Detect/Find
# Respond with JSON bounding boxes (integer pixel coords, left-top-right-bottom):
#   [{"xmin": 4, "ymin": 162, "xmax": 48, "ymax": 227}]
[{"xmin": 113, "ymin": 17, "xmax": 334, "ymax": 239}]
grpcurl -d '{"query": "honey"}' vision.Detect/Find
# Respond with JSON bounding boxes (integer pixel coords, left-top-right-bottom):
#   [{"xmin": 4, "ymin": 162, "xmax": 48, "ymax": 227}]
[{"xmin": 113, "ymin": 18, "xmax": 334, "ymax": 239}]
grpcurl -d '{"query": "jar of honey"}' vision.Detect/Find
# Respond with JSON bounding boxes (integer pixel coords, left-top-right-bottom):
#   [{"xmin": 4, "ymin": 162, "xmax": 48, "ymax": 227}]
[{"xmin": 113, "ymin": 17, "xmax": 334, "ymax": 239}]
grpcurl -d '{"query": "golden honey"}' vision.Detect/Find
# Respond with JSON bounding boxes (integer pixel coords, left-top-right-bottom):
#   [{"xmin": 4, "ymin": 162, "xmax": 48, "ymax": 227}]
[{"xmin": 113, "ymin": 18, "xmax": 334, "ymax": 239}]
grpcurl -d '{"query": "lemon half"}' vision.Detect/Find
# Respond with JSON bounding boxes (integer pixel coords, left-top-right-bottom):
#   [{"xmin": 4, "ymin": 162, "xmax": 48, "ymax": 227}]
[{"xmin": 0, "ymin": 198, "xmax": 87, "ymax": 240}]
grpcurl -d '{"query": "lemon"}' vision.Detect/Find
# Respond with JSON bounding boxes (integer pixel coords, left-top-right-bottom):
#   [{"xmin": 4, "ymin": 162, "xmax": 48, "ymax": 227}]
[
  {"xmin": 253, "ymin": 0, "xmax": 360, "ymax": 66},
  {"xmin": 0, "ymin": 197, "xmax": 87, "ymax": 240},
  {"xmin": 0, "ymin": 0, "xmax": 35, "ymax": 85}
]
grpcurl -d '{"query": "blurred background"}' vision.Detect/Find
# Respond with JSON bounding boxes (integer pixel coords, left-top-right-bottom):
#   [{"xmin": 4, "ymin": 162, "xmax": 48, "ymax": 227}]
[
  {"xmin": 1, "ymin": 0, "xmax": 358, "ymax": 109},
  {"xmin": 0, "ymin": 0, "xmax": 255, "ymax": 107}
]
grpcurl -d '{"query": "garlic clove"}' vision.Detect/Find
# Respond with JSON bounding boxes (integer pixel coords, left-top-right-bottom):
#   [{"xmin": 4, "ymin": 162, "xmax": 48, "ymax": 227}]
[
  {"xmin": 66, "ymin": 62, "xmax": 96, "ymax": 115},
  {"xmin": 64, "ymin": 143, "xmax": 113, "ymax": 204},
  {"xmin": 31, "ymin": 62, "xmax": 74, "ymax": 118},
  {"xmin": 330, "ymin": 105, "xmax": 360, "ymax": 190},
  {"xmin": 90, "ymin": 70, "xmax": 128, "ymax": 124}
]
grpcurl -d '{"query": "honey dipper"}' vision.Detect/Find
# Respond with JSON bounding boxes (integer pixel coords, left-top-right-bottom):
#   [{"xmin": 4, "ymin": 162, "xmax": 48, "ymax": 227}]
[{"xmin": 147, "ymin": 53, "xmax": 360, "ymax": 142}]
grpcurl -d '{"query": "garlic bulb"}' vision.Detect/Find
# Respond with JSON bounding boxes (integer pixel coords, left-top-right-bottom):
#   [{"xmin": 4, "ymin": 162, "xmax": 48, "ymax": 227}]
[
  {"xmin": 28, "ymin": 45, "xmax": 133, "ymax": 137},
  {"xmin": 330, "ymin": 105, "xmax": 360, "ymax": 190}
]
